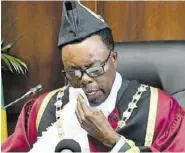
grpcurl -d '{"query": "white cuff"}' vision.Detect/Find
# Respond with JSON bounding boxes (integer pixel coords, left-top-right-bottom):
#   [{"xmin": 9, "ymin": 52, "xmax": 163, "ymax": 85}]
[{"xmin": 110, "ymin": 136, "xmax": 126, "ymax": 153}]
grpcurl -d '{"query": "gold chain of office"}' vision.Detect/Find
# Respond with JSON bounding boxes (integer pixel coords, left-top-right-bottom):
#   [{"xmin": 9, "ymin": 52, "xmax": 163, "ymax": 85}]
[
  {"xmin": 116, "ymin": 84, "xmax": 148, "ymax": 131},
  {"xmin": 54, "ymin": 84, "xmax": 148, "ymax": 136}
]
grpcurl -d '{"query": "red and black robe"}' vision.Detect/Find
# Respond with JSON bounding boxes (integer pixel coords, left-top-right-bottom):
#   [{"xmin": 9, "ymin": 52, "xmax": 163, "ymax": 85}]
[{"xmin": 2, "ymin": 79, "xmax": 185, "ymax": 152}]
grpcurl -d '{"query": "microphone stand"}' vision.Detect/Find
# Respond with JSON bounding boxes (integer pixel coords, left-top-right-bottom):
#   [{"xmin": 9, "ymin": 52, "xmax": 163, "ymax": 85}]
[
  {"xmin": 1, "ymin": 84, "xmax": 42, "ymax": 110},
  {"xmin": 2, "ymin": 94, "xmax": 29, "ymax": 110}
]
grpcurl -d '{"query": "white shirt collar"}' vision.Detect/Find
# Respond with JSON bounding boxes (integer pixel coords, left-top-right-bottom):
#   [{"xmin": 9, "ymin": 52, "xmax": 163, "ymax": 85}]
[{"xmin": 91, "ymin": 72, "xmax": 122, "ymax": 117}]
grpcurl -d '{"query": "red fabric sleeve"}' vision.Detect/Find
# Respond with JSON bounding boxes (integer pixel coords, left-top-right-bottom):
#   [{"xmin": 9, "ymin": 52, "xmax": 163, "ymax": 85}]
[
  {"xmin": 1, "ymin": 93, "xmax": 47, "ymax": 152},
  {"xmin": 150, "ymin": 89, "xmax": 185, "ymax": 152},
  {"xmin": 1, "ymin": 99, "xmax": 35, "ymax": 152}
]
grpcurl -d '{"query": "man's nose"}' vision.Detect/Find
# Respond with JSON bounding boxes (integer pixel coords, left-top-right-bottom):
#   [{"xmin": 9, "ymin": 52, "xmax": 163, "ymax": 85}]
[{"xmin": 81, "ymin": 73, "xmax": 93, "ymax": 85}]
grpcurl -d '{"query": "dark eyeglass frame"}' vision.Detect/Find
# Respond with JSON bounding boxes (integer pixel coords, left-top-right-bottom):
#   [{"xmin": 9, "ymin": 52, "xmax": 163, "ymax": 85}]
[{"xmin": 62, "ymin": 51, "xmax": 113, "ymax": 80}]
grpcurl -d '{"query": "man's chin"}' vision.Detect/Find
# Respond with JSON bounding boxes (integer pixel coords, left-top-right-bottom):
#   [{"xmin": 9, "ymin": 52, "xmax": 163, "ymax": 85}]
[
  {"xmin": 83, "ymin": 89, "xmax": 107, "ymax": 106},
  {"xmin": 87, "ymin": 94, "xmax": 106, "ymax": 106}
]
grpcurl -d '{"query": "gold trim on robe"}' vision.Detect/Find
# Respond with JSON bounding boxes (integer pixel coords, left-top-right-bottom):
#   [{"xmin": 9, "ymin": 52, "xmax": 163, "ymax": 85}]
[
  {"xmin": 36, "ymin": 87, "xmax": 66, "ymax": 130},
  {"xmin": 144, "ymin": 87, "xmax": 158, "ymax": 146}
]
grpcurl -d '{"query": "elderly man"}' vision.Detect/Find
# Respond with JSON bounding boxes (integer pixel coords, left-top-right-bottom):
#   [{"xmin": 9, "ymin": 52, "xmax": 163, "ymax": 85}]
[{"xmin": 2, "ymin": 1, "xmax": 185, "ymax": 152}]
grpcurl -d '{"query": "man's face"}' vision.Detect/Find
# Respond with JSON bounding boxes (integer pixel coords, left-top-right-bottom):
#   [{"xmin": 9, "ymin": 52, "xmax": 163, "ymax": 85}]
[{"xmin": 62, "ymin": 35, "xmax": 117, "ymax": 105}]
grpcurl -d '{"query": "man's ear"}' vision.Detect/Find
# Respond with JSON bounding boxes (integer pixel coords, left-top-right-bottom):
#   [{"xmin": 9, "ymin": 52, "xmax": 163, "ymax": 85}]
[{"xmin": 112, "ymin": 51, "xmax": 117, "ymax": 69}]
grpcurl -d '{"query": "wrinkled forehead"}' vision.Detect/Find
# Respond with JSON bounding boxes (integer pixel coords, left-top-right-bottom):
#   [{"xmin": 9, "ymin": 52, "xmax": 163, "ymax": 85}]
[{"xmin": 61, "ymin": 35, "xmax": 109, "ymax": 69}]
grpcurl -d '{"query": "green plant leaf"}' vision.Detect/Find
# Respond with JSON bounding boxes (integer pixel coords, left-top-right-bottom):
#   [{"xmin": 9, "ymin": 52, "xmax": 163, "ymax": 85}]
[
  {"xmin": 1, "ymin": 18, "xmax": 28, "ymax": 75},
  {"xmin": 1, "ymin": 53, "xmax": 28, "ymax": 74},
  {"xmin": 1, "ymin": 34, "xmax": 23, "ymax": 53},
  {"xmin": 1, "ymin": 54, "xmax": 14, "ymax": 73}
]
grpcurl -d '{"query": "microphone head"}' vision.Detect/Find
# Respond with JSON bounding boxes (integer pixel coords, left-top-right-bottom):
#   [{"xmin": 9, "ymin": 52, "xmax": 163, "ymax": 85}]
[
  {"xmin": 30, "ymin": 84, "xmax": 42, "ymax": 94},
  {"xmin": 55, "ymin": 139, "xmax": 81, "ymax": 152},
  {"xmin": 35, "ymin": 84, "xmax": 42, "ymax": 91}
]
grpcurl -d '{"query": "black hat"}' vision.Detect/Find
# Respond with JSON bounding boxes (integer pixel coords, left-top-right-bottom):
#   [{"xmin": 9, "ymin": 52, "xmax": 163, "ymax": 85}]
[{"xmin": 58, "ymin": 1, "xmax": 110, "ymax": 50}]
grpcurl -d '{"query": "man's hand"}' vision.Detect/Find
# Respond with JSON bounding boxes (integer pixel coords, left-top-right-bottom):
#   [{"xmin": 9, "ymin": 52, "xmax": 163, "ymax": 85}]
[{"xmin": 75, "ymin": 94, "xmax": 120, "ymax": 147}]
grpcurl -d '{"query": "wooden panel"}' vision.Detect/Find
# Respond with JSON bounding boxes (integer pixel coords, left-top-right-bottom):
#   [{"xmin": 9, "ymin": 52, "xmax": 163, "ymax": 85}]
[
  {"xmin": 1, "ymin": 1, "xmax": 64, "ymax": 114},
  {"xmin": 81, "ymin": 1, "xmax": 97, "ymax": 12},
  {"xmin": 97, "ymin": 1, "xmax": 185, "ymax": 42},
  {"xmin": 97, "ymin": 1, "xmax": 130, "ymax": 41}
]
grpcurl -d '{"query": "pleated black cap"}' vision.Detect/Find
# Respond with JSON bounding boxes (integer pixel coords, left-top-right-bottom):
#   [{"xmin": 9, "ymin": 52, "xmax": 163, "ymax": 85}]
[{"xmin": 58, "ymin": 1, "xmax": 110, "ymax": 50}]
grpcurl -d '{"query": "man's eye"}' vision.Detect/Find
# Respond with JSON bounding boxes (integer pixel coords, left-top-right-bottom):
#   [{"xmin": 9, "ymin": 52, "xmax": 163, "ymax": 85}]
[{"xmin": 88, "ymin": 67, "xmax": 101, "ymax": 73}]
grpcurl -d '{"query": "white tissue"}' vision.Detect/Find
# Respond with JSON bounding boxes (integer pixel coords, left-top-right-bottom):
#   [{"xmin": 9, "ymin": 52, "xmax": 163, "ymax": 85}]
[
  {"xmin": 60, "ymin": 87, "xmax": 90, "ymax": 152},
  {"xmin": 29, "ymin": 87, "xmax": 91, "ymax": 153}
]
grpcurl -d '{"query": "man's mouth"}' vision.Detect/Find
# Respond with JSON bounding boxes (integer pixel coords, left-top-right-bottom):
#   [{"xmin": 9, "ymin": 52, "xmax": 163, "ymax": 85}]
[{"xmin": 85, "ymin": 90, "xmax": 98, "ymax": 96}]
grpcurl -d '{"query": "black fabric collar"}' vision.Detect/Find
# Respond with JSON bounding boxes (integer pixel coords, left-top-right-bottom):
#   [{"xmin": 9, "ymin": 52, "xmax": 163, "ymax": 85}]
[{"xmin": 117, "ymin": 77, "xmax": 130, "ymax": 102}]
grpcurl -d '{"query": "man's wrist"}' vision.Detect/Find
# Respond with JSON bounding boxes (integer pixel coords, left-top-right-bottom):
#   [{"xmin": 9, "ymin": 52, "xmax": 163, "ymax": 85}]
[{"xmin": 103, "ymin": 132, "xmax": 120, "ymax": 147}]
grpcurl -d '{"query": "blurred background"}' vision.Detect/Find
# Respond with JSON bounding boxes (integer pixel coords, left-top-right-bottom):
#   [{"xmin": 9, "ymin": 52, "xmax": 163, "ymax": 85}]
[{"xmin": 1, "ymin": 1, "xmax": 185, "ymax": 138}]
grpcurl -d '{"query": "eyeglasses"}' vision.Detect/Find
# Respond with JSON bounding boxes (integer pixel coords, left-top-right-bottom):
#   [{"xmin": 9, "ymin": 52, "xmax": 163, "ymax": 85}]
[{"xmin": 62, "ymin": 51, "xmax": 113, "ymax": 80}]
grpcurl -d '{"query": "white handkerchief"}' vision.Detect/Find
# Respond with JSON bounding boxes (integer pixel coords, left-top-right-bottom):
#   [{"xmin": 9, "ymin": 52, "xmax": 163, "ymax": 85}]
[
  {"xmin": 60, "ymin": 87, "xmax": 90, "ymax": 152},
  {"xmin": 29, "ymin": 87, "xmax": 91, "ymax": 153}
]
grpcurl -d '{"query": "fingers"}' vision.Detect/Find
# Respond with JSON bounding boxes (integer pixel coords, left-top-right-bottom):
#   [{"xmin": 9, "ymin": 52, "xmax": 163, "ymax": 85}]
[
  {"xmin": 76, "ymin": 95, "xmax": 84, "ymax": 123},
  {"xmin": 75, "ymin": 105, "xmax": 82, "ymax": 123},
  {"xmin": 76, "ymin": 94, "xmax": 94, "ymax": 127},
  {"xmin": 78, "ymin": 94, "xmax": 92, "ymax": 115}
]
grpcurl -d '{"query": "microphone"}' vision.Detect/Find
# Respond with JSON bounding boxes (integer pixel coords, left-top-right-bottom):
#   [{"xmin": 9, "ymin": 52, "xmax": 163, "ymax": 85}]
[
  {"xmin": 1, "ymin": 84, "xmax": 42, "ymax": 110},
  {"xmin": 55, "ymin": 139, "xmax": 81, "ymax": 153}
]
